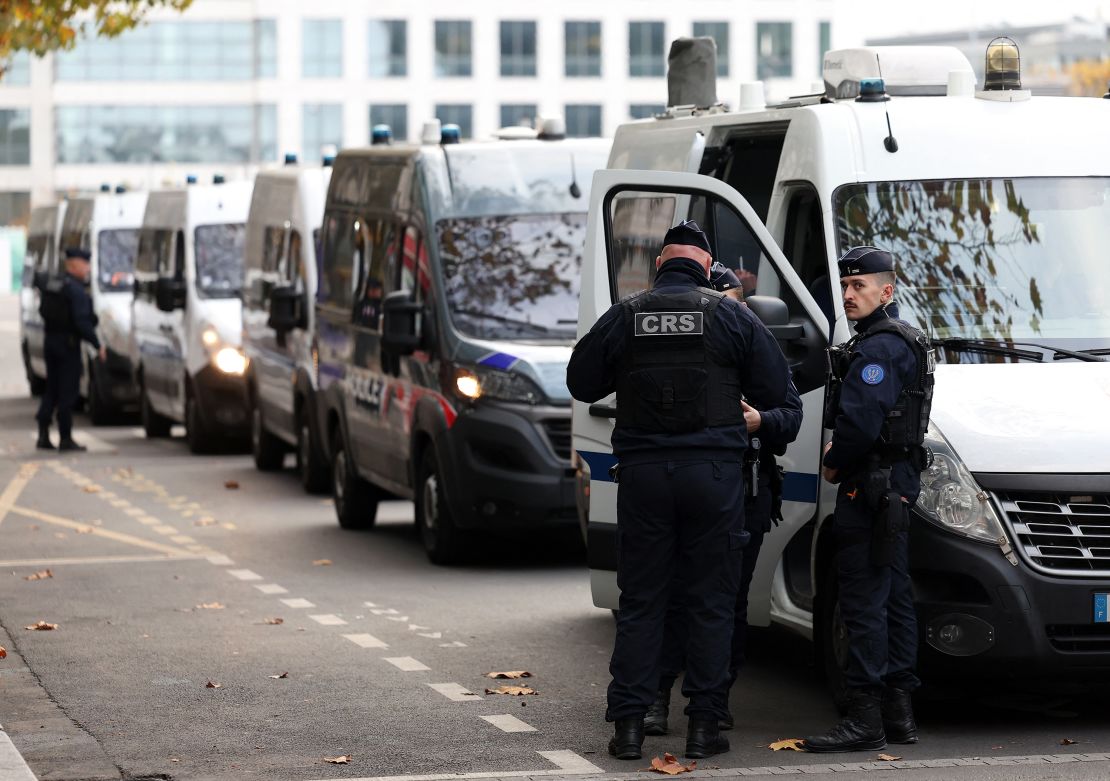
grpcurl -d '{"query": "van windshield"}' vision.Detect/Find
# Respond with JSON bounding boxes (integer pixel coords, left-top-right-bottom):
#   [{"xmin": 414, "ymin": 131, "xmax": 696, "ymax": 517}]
[
  {"xmin": 194, "ymin": 223, "xmax": 245, "ymax": 298},
  {"xmin": 836, "ymin": 177, "xmax": 1110, "ymax": 354},
  {"xmin": 438, "ymin": 212, "xmax": 585, "ymax": 341},
  {"xmin": 97, "ymin": 229, "xmax": 138, "ymax": 292}
]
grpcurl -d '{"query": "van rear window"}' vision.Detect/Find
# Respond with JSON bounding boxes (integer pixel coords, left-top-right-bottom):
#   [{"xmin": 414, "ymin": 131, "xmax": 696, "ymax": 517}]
[
  {"xmin": 194, "ymin": 223, "xmax": 245, "ymax": 298},
  {"xmin": 97, "ymin": 229, "xmax": 138, "ymax": 292}
]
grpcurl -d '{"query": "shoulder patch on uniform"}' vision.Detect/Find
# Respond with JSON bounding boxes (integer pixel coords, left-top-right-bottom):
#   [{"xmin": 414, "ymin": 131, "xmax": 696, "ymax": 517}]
[{"xmin": 860, "ymin": 363, "xmax": 885, "ymax": 385}]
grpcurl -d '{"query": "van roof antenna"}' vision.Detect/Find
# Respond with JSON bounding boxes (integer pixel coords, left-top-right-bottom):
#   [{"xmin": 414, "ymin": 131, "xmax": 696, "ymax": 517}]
[
  {"xmin": 877, "ymin": 54, "xmax": 899, "ymax": 153},
  {"xmin": 568, "ymin": 153, "xmax": 581, "ymax": 199}
]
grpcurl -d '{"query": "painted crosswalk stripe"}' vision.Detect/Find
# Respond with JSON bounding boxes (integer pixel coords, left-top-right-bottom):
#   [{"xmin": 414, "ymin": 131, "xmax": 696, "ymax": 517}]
[
  {"xmin": 427, "ymin": 683, "xmax": 481, "ymax": 702},
  {"xmin": 280, "ymin": 597, "xmax": 315, "ymax": 609},
  {"xmin": 206, "ymin": 554, "xmax": 234, "ymax": 565},
  {"xmin": 538, "ymin": 750, "xmax": 603, "ymax": 774},
  {"xmin": 343, "ymin": 633, "xmax": 388, "ymax": 649},
  {"xmin": 153, "ymin": 525, "xmax": 177, "ymax": 535},
  {"xmin": 137, "ymin": 516, "xmax": 160, "ymax": 525},
  {"xmin": 228, "ymin": 569, "xmax": 262, "ymax": 581},
  {"xmin": 309, "ymin": 613, "xmax": 347, "ymax": 626},
  {"xmin": 383, "ymin": 656, "xmax": 430, "ymax": 672},
  {"xmin": 480, "ymin": 714, "xmax": 536, "ymax": 733},
  {"xmin": 171, "ymin": 535, "xmax": 195, "ymax": 544},
  {"xmin": 124, "ymin": 507, "xmax": 145, "ymax": 517},
  {"xmin": 255, "ymin": 583, "xmax": 288, "ymax": 594}
]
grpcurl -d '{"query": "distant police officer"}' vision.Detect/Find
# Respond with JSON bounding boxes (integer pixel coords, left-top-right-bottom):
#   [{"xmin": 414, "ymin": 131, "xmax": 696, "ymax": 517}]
[
  {"xmin": 646, "ymin": 261, "xmax": 804, "ymax": 736},
  {"xmin": 567, "ymin": 222, "xmax": 790, "ymax": 760},
  {"xmin": 35, "ymin": 247, "xmax": 105, "ymax": 451},
  {"xmin": 803, "ymin": 246, "xmax": 934, "ymax": 753}
]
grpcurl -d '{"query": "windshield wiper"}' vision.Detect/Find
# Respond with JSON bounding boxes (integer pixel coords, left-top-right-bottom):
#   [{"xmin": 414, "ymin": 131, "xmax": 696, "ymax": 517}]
[
  {"xmin": 452, "ymin": 309, "xmax": 551, "ymax": 334},
  {"xmin": 938, "ymin": 338, "xmax": 1106, "ymax": 363}
]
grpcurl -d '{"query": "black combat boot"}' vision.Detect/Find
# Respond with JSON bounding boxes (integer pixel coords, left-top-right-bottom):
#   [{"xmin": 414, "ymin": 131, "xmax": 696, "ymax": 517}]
[
  {"xmin": 803, "ymin": 689, "xmax": 887, "ymax": 753},
  {"xmin": 684, "ymin": 718, "xmax": 729, "ymax": 759},
  {"xmin": 58, "ymin": 438, "xmax": 87, "ymax": 452},
  {"xmin": 36, "ymin": 424, "xmax": 54, "ymax": 450},
  {"xmin": 881, "ymin": 686, "xmax": 918, "ymax": 744},
  {"xmin": 608, "ymin": 717, "xmax": 645, "ymax": 760},
  {"xmin": 719, "ymin": 711, "xmax": 734, "ymax": 731},
  {"xmin": 644, "ymin": 686, "xmax": 671, "ymax": 736}
]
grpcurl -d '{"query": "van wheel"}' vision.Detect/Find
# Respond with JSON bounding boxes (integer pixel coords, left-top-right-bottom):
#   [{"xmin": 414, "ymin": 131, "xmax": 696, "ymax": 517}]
[
  {"xmin": 331, "ymin": 433, "xmax": 378, "ymax": 529},
  {"xmin": 140, "ymin": 381, "xmax": 172, "ymax": 438},
  {"xmin": 297, "ymin": 407, "xmax": 330, "ymax": 494},
  {"xmin": 87, "ymin": 362, "xmax": 111, "ymax": 425},
  {"xmin": 416, "ymin": 447, "xmax": 465, "ymax": 565},
  {"xmin": 818, "ymin": 560, "xmax": 852, "ymax": 715},
  {"xmin": 185, "ymin": 387, "xmax": 214, "ymax": 454},
  {"xmin": 250, "ymin": 401, "xmax": 285, "ymax": 471}
]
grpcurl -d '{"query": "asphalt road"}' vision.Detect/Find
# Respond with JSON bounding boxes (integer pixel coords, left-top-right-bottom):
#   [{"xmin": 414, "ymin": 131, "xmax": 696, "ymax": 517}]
[{"xmin": 3, "ymin": 296, "xmax": 1110, "ymax": 781}]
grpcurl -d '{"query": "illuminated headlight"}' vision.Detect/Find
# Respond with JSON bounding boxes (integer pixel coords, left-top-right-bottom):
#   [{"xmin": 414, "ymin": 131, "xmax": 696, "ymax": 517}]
[
  {"xmin": 917, "ymin": 423, "xmax": 1005, "ymax": 544},
  {"xmin": 201, "ymin": 325, "xmax": 220, "ymax": 348},
  {"xmin": 453, "ymin": 366, "xmax": 544, "ymax": 404},
  {"xmin": 455, "ymin": 370, "xmax": 482, "ymax": 400},
  {"xmin": 213, "ymin": 347, "xmax": 248, "ymax": 376}
]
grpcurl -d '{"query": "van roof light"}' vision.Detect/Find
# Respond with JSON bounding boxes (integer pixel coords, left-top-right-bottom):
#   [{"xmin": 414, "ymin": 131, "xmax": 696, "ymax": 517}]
[
  {"xmin": 322, "ymin": 154, "xmax": 335, "ymax": 167},
  {"xmin": 537, "ymin": 116, "xmax": 566, "ymax": 140},
  {"xmin": 440, "ymin": 124, "xmax": 461, "ymax": 145},
  {"xmin": 856, "ymin": 77, "xmax": 888, "ymax": 102},
  {"xmin": 213, "ymin": 174, "xmax": 226, "ymax": 184},
  {"xmin": 284, "ymin": 152, "xmax": 298, "ymax": 165},
  {"xmin": 371, "ymin": 124, "xmax": 393, "ymax": 145},
  {"xmin": 984, "ymin": 37, "xmax": 1021, "ymax": 91},
  {"xmin": 421, "ymin": 119, "xmax": 442, "ymax": 144},
  {"xmin": 115, "ymin": 185, "xmax": 126, "ymax": 194},
  {"xmin": 99, "ymin": 183, "xmax": 111, "ymax": 192},
  {"xmin": 739, "ymin": 82, "xmax": 766, "ymax": 110},
  {"xmin": 494, "ymin": 125, "xmax": 539, "ymax": 140},
  {"xmin": 186, "ymin": 174, "xmax": 198, "ymax": 185},
  {"xmin": 823, "ymin": 46, "xmax": 973, "ymax": 99}
]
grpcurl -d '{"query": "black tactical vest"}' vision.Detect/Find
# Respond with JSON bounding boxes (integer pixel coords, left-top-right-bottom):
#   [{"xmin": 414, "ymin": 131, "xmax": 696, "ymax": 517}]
[
  {"xmin": 39, "ymin": 275, "xmax": 75, "ymax": 333},
  {"xmin": 824, "ymin": 317, "xmax": 935, "ymax": 462},
  {"xmin": 615, "ymin": 287, "xmax": 744, "ymax": 433}
]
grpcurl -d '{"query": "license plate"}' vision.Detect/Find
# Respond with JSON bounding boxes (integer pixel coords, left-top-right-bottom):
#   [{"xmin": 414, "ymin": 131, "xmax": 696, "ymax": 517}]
[{"xmin": 1095, "ymin": 594, "xmax": 1110, "ymax": 623}]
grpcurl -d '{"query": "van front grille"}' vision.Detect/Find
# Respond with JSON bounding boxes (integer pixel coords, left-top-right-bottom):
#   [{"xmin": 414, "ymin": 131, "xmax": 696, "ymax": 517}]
[
  {"xmin": 1046, "ymin": 623, "xmax": 1110, "ymax": 653},
  {"xmin": 996, "ymin": 490, "xmax": 1110, "ymax": 576},
  {"xmin": 541, "ymin": 418, "xmax": 572, "ymax": 462}
]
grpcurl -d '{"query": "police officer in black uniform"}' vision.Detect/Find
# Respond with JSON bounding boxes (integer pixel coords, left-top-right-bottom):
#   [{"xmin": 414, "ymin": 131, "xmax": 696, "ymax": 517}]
[
  {"xmin": 803, "ymin": 246, "xmax": 933, "ymax": 753},
  {"xmin": 567, "ymin": 221, "xmax": 790, "ymax": 761},
  {"xmin": 645, "ymin": 262, "xmax": 804, "ymax": 735},
  {"xmin": 36, "ymin": 247, "xmax": 105, "ymax": 452}
]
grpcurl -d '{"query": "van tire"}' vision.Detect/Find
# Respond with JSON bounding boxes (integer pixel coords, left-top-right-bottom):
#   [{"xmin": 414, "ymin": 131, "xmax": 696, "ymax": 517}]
[
  {"xmin": 416, "ymin": 447, "xmax": 465, "ymax": 565},
  {"xmin": 331, "ymin": 433, "xmax": 378, "ymax": 529},
  {"xmin": 185, "ymin": 387, "xmax": 214, "ymax": 454},
  {"xmin": 250, "ymin": 401, "xmax": 285, "ymax": 471},
  {"xmin": 297, "ymin": 408, "xmax": 330, "ymax": 494},
  {"xmin": 140, "ymin": 381, "xmax": 172, "ymax": 438},
  {"xmin": 818, "ymin": 560, "xmax": 852, "ymax": 715},
  {"xmin": 87, "ymin": 361, "xmax": 111, "ymax": 425}
]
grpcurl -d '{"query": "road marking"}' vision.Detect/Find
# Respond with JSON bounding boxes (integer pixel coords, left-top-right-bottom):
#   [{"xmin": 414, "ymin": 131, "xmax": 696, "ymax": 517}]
[
  {"xmin": 109, "ymin": 499, "xmax": 130, "ymax": 508},
  {"xmin": 228, "ymin": 569, "xmax": 262, "ymax": 581},
  {"xmin": 255, "ymin": 583, "xmax": 288, "ymax": 594},
  {"xmin": 0, "ymin": 554, "xmax": 203, "ymax": 567},
  {"xmin": 538, "ymin": 751, "xmax": 603, "ymax": 773},
  {"xmin": 206, "ymin": 554, "xmax": 234, "ymax": 565},
  {"xmin": 303, "ymin": 750, "xmax": 605, "ymax": 781},
  {"xmin": 280, "ymin": 598, "xmax": 315, "ymax": 609},
  {"xmin": 427, "ymin": 683, "xmax": 481, "ymax": 702},
  {"xmin": 0, "ymin": 729, "xmax": 38, "ymax": 781},
  {"xmin": 0, "ymin": 463, "xmax": 38, "ymax": 529},
  {"xmin": 309, "ymin": 613, "xmax": 347, "ymax": 626},
  {"xmin": 440, "ymin": 641, "xmax": 467, "ymax": 648},
  {"xmin": 370, "ymin": 608, "xmax": 399, "ymax": 615},
  {"xmin": 480, "ymin": 714, "xmax": 536, "ymax": 733},
  {"xmin": 343, "ymin": 633, "xmax": 388, "ymax": 649},
  {"xmin": 383, "ymin": 656, "xmax": 430, "ymax": 672},
  {"xmin": 408, "ymin": 624, "xmax": 430, "ymax": 631},
  {"xmin": 10, "ymin": 506, "xmax": 195, "ymax": 558},
  {"xmin": 418, "ymin": 632, "xmax": 442, "ymax": 639},
  {"xmin": 363, "ymin": 601, "xmax": 378, "ymax": 607},
  {"xmin": 98, "ymin": 491, "xmax": 116, "ymax": 499},
  {"xmin": 137, "ymin": 515, "xmax": 160, "ymax": 525},
  {"xmin": 385, "ymin": 615, "xmax": 410, "ymax": 622},
  {"xmin": 124, "ymin": 507, "xmax": 145, "ymax": 517},
  {"xmin": 153, "ymin": 525, "xmax": 178, "ymax": 535},
  {"xmin": 170, "ymin": 534, "xmax": 195, "ymax": 544}
]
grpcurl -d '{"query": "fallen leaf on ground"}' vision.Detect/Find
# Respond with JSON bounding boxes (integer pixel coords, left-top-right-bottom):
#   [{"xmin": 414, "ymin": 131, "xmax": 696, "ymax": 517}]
[
  {"xmin": 485, "ymin": 670, "xmax": 532, "ymax": 679},
  {"xmin": 269, "ymin": 672, "xmax": 289, "ymax": 679},
  {"xmin": 768, "ymin": 738, "xmax": 805, "ymax": 752},
  {"xmin": 196, "ymin": 602, "xmax": 225, "ymax": 610},
  {"xmin": 264, "ymin": 617, "xmax": 284, "ymax": 625},
  {"xmin": 485, "ymin": 685, "xmax": 538, "ymax": 696},
  {"xmin": 312, "ymin": 559, "xmax": 332, "ymax": 566},
  {"xmin": 878, "ymin": 753, "xmax": 902, "ymax": 762},
  {"xmin": 24, "ymin": 569, "xmax": 53, "ymax": 581},
  {"xmin": 0, "ymin": 646, "xmax": 7, "ymax": 659},
  {"xmin": 25, "ymin": 621, "xmax": 58, "ymax": 631},
  {"xmin": 647, "ymin": 753, "xmax": 696, "ymax": 775},
  {"xmin": 82, "ymin": 485, "xmax": 100, "ymax": 493},
  {"xmin": 194, "ymin": 517, "xmax": 216, "ymax": 526},
  {"xmin": 1060, "ymin": 738, "xmax": 1078, "ymax": 745},
  {"xmin": 224, "ymin": 480, "xmax": 239, "ymax": 489},
  {"xmin": 205, "ymin": 680, "xmax": 222, "ymax": 689},
  {"xmin": 170, "ymin": 758, "xmax": 180, "ymax": 763},
  {"xmin": 324, "ymin": 755, "xmax": 352, "ymax": 764}
]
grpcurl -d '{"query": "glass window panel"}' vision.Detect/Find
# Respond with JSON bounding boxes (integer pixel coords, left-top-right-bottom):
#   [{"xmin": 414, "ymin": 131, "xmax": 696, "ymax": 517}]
[
  {"xmin": 693, "ymin": 21, "xmax": 729, "ymax": 77},
  {"xmin": 435, "ymin": 20, "xmax": 472, "ymax": 77},
  {"xmin": 303, "ymin": 19, "xmax": 343, "ymax": 78},
  {"xmin": 500, "ymin": 104, "xmax": 537, "ymax": 129},
  {"xmin": 195, "ymin": 223, "xmax": 246, "ymax": 298},
  {"xmin": 565, "ymin": 104, "xmax": 601, "ymax": 137},
  {"xmin": 255, "ymin": 19, "xmax": 277, "ymax": 78},
  {"xmin": 819, "ymin": 21, "xmax": 832, "ymax": 74},
  {"xmin": 0, "ymin": 109, "xmax": 31, "ymax": 165},
  {"xmin": 564, "ymin": 21, "xmax": 601, "ymax": 77},
  {"xmin": 629, "ymin": 104, "xmax": 664, "ymax": 120},
  {"xmin": 434, "ymin": 104, "xmax": 472, "ymax": 139},
  {"xmin": 303, "ymin": 103, "xmax": 343, "ymax": 161},
  {"xmin": 369, "ymin": 104, "xmax": 408, "ymax": 143},
  {"xmin": 629, "ymin": 21, "xmax": 665, "ymax": 78},
  {"xmin": 1, "ymin": 52, "xmax": 31, "ymax": 85},
  {"xmin": 756, "ymin": 22, "xmax": 793, "ymax": 79},
  {"xmin": 369, "ymin": 20, "xmax": 407, "ymax": 77},
  {"xmin": 500, "ymin": 20, "xmax": 537, "ymax": 77}
]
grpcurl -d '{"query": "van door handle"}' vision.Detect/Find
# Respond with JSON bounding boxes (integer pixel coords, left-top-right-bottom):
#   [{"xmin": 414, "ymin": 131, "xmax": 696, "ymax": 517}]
[{"xmin": 589, "ymin": 403, "xmax": 618, "ymax": 419}]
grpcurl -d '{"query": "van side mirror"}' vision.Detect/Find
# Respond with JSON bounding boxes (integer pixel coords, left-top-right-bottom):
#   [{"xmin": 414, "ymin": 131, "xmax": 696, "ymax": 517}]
[
  {"xmin": 268, "ymin": 285, "xmax": 305, "ymax": 333},
  {"xmin": 746, "ymin": 295, "xmax": 803, "ymax": 340},
  {"xmin": 155, "ymin": 276, "xmax": 186, "ymax": 312},
  {"xmin": 381, "ymin": 290, "xmax": 422, "ymax": 356}
]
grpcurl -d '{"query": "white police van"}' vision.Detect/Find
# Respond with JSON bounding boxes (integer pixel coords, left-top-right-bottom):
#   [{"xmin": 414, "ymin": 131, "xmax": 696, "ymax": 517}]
[
  {"xmin": 242, "ymin": 158, "xmax": 332, "ymax": 489},
  {"xmin": 574, "ymin": 41, "xmax": 1110, "ymax": 688},
  {"xmin": 58, "ymin": 187, "xmax": 147, "ymax": 423},
  {"xmin": 130, "ymin": 176, "xmax": 253, "ymax": 452},
  {"xmin": 21, "ymin": 202, "xmax": 66, "ymax": 396}
]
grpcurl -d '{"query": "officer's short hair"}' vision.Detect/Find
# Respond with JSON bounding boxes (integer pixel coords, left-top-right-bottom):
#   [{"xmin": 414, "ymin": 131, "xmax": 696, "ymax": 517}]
[{"xmin": 875, "ymin": 270, "xmax": 896, "ymax": 287}]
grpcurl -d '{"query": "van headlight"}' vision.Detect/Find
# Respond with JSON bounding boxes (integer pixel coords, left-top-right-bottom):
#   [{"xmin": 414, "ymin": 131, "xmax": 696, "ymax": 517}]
[
  {"xmin": 452, "ymin": 365, "xmax": 544, "ymax": 404},
  {"xmin": 917, "ymin": 423, "xmax": 1005, "ymax": 544},
  {"xmin": 201, "ymin": 325, "xmax": 220, "ymax": 348},
  {"xmin": 213, "ymin": 347, "xmax": 248, "ymax": 376}
]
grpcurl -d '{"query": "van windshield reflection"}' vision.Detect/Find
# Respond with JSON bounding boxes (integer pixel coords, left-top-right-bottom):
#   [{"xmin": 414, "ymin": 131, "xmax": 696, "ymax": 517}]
[
  {"xmin": 97, "ymin": 229, "xmax": 138, "ymax": 292},
  {"xmin": 438, "ymin": 213, "xmax": 584, "ymax": 341},
  {"xmin": 195, "ymin": 223, "xmax": 246, "ymax": 298},
  {"xmin": 836, "ymin": 177, "xmax": 1110, "ymax": 359}
]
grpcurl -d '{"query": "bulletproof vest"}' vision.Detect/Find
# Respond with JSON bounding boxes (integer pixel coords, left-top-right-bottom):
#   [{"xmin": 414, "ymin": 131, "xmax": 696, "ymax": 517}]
[
  {"xmin": 615, "ymin": 286, "xmax": 744, "ymax": 433},
  {"xmin": 39, "ymin": 276, "xmax": 74, "ymax": 333},
  {"xmin": 824, "ymin": 316, "xmax": 935, "ymax": 460}
]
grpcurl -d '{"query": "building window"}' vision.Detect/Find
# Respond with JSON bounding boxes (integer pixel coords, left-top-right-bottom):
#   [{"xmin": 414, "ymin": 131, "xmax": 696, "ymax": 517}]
[
  {"xmin": 566, "ymin": 104, "xmax": 601, "ymax": 137},
  {"xmin": 55, "ymin": 104, "xmax": 276, "ymax": 164},
  {"xmin": 303, "ymin": 19, "xmax": 343, "ymax": 78},
  {"xmin": 500, "ymin": 104, "xmax": 537, "ymax": 129},
  {"xmin": 370, "ymin": 104, "xmax": 408, "ymax": 142},
  {"xmin": 369, "ymin": 20, "xmax": 406, "ymax": 77},
  {"xmin": 629, "ymin": 21, "xmax": 665, "ymax": 78},
  {"xmin": 1, "ymin": 52, "xmax": 31, "ymax": 85},
  {"xmin": 55, "ymin": 20, "xmax": 276, "ymax": 81},
  {"xmin": 435, "ymin": 20, "xmax": 472, "ymax": 77},
  {"xmin": 303, "ymin": 104, "xmax": 343, "ymax": 160},
  {"xmin": 819, "ymin": 21, "xmax": 832, "ymax": 73},
  {"xmin": 693, "ymin": 21, "xmax": 729, "ymax": 78},
  {"xmin": 0, "ymin": 109, "xmax": 31, "ymax": 165},
  {"xmin": 565, "ymin": 21, "xmax": 601, "ymax": 77},
  {"xmin": 757, "ymin": 22, "xmax": 793, "ymax": 79},
  {"xmin": 435, "ymin": 104, "xmax": 472, "ymax": 139},
  {"xmin": 629, "ymin": 104, "xmax": 664, "ymax": 120},
  {"xmin": 500, "ymin": 21, "xmax": 537, "ymax": 77},
  {"xmin": 0, "ymin": 192, "xmax": 31, "ymax": 226}
]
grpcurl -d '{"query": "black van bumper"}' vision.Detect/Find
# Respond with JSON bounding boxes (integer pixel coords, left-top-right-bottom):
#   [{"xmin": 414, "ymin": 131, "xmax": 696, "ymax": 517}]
[
  {"xmin": 438, "ymin": 401, "xmax": 577, "ymax": 530},
  {"xmin": 911, "ymin": 512, "xmax": 1110, "ymax": 686}
]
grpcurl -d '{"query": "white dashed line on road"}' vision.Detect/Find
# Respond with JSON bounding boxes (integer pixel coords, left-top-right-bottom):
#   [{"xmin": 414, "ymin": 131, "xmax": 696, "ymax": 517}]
[
  {"xmin": 153, "ymin": 525, "xmax": 178, "ymax": 535},
  {"xmin": 124, "ymin": 507, "xmax": 145, "ymax": 517},
  {"xmin": 255, "ymin": 583, "xmax": 288, "ymax": 594},
  {"xmin": 206, "ymin": 554, "xmax": 234, "ymax": 565},
  {"xmin": 228, "ymin": 569, "xmax": 262, "ymax": 581},
  {"xmin": 280, "ymin": 597, "xmax": 315, "ymax": 609},
  {"xmin": 383, "ymin": 656, "xmax": 430, "ymax": 672},
  {"xmin": 479, "ymin": 714, "xmax": 536, "ymax": 733},
  {"xmin": 439, "ymin": 641, "xmax": 468, "ymax": 648},
  {"xmin": 343, "ymin": 633, "xmax": 388, "ymax": 649},
  {"xmin": 427, "ymin": 683, "xmax": 482, "ymax": 702},
  {"xmin": 137, "ymin": 516, "xmax": 160, "ymax": 525},
  {"xmin": 538, "ymin": 750, "xmax": 603, "ymax": 774},
  {"xmin": 309, "ymin": 613, "xmax": 347, "ymax": 626},
  {"xmin": 171, "ymin": 535, "xmax": 195, "ymax": 544}
]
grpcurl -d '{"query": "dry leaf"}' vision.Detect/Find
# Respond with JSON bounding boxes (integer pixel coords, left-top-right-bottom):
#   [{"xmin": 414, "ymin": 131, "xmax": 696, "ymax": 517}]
[
  {"xmin": 1060, "ymin": 738, "xmax": 1078, "ymax": 746},
  {"xmin": 264, "ymin": 617, "xmax": 284, "ymax": 625},
  {"xmin": 224, "ymin": 480, "xmax": 239, "ymax": 489},
  {"xmin": 269, "ymin": 672, "xmax": 289, "ymax": 679},
  {"xmin": 485, "ymin": 670, "xmax": 532, "ymax": 679},
  {"xmin": 25, "ymin": 620, "xmax": 58, "ymax": 631},
  {"xmin": 324, "ymin": 755, "xmax": 352, "ymax": 765},
  {"xmin": 0, "ymin": 646, "xmax": 7, "ymax": 659},
  {"xmin": 196, "ymin": 602, "xmax": 225, "ymax": 610},
  {"xmin": 24, "ymin": 569, "xmax": 53, "ymax": 581},
  {"xmin": 312, "ymin": 559, "xmax": 332, "ymax": 566},
  {"xmin": 878, "ymin": 753, "xmax": 902, "ymax": 761},
  {"xmin": 82, "ymin": 485, "xmax": 100, "ymax": 493},
  {"xmin": 768, "ymin": 738, "xmax": 805, "ymax": 752},
  {"xmin": 205, "ymin": 680, "xmax": 222, "ymax": 689},
  {"xmin": 484, "ymin": 685, "xmax": 538, "ymax": 696},
  {"xmin": 648, "ymin": 753, "xmax": 696, "ymax": 775},
  {"xmin": 170, "ymin": 758, "xmax": 180, "ymax": 763}
]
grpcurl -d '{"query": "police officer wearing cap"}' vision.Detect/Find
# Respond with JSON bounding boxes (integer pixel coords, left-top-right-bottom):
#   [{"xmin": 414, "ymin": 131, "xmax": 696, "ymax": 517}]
[
  {"xmin": 646, "ymin": 260, "xmax": 804, "ymax": 737},
  {"xmin": 803, "ymin": 246, "xmax": 934, "ymax": 753},
  {"xmin": 567, "ymin": 221, "xmax": 790, "ymax": 761},
  {"xmin": 36, "ymin": 247, "xmax": 105, "ymax": 451}
]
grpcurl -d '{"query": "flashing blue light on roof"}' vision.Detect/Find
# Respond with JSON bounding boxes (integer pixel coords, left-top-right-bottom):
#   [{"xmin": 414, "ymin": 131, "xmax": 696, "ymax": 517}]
[
  {"xmin": 99, "ymin": 183, "xmax": 111, "ymax": 192},
  {"xmin": 115, "ymin": 185, "xmax": 126, "ymax": 194},
  {"xmin": 213, "ymin": 174, "xmax": 226, "ymax": 184},
  {"xmin": 440, "ymin": 124, "xmax": 461, "ymax": 145},
  {"xmin": 856, "ymin": 78, "xmax": 889, "ymax": 103},
  {"xmin": 284, "ymin": 152, "xmax": 298, "ymax": 165},
  {"xmin": 186, "ymin": 174, "xmax": 198, "ymax": 185},
  {"xmin": 371, "ymin": 124, "xmax": 393, "ymax": 145},
  {"xmin": 322, "ymin": 154, "xmax": 335, "ymax": 167}
]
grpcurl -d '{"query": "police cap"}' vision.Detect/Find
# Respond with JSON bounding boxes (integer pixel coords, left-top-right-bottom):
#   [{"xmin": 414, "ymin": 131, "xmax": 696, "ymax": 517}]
[
  {"xmin": 662, "ymin": 220, "xmax": 712, "ymax": 255},
  {"xmin": 64, "ymin": 247, "xmax": 91, "ymax": 262},
  {"xmin": 709, "ymin": 262, "xmax": 742, "ymax": 296},
  {"xmin": 838, "ymin": 245, "xmax": 894, "ymax": 277}
]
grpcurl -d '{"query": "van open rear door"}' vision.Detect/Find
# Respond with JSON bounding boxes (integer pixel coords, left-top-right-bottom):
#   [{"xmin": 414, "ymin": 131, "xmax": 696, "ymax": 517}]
[{"xmin": 574, "ymin": 169, "xmax": 830, "ymax": 634}]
